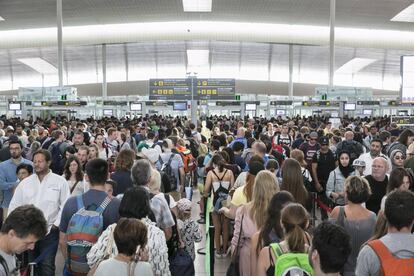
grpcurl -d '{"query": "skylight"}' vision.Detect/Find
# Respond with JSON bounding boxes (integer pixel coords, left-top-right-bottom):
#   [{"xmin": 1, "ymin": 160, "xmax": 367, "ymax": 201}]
[
  {"xmin": 336, "ymin": 58, "xmax": 377, "ymax": 74},
  {"xmin": 391, "ymin": 4, "xmax": 414, "ymax": 22},
  {"xmin": 17, "ymin": 58, "xmax": 58, "ymax": 74},
  {"xmin": 187, "ymin": 50, "xmax": 209, "ymax": 66},
  {"xmin": 183, "ymin": 0, "xmax": 212, "ymax": 12}
]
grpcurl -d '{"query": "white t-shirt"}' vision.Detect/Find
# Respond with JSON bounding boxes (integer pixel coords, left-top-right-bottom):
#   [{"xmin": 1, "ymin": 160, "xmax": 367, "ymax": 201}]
[{"xmin": 95, "ymin": 258, "xmax": 153, "ymax": 276}]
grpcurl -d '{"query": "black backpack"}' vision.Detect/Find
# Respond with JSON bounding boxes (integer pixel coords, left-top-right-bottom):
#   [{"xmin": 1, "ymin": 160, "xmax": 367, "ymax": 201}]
[
  {"xmin": 187, "ymin": 138, "xmax": 199, "ymax": 159},
  {"xmin": 159, "ymin": 153, "xmax": 177, "ymax": 193},
  {"xmin": 50, "ymin": 142, "xmax": 64, "ymax": 175}
]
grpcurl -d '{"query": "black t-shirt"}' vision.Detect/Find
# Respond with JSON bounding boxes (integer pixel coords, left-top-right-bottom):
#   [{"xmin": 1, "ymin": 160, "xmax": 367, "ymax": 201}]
[
  {"xmin": 364, "ymin": 175, "xmax": 388, "ymax": 214},
  {"xmin": 312, "ymin": 150, "xmax": 336, "ymax": 184}
]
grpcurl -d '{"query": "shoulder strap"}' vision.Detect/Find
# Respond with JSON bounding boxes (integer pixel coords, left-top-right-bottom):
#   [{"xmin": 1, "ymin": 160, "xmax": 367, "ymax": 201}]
[
  {"xmin": 368, "ymin": 240, "xmax": 395, "ymax": 267},
  {"xmin": 96, "ymin": 196, "xmax": 112, "ymax": 214},
  {"xmin": 333, "ymin": 170, "xmax": 337, "ymax": 190},
  {"xmin": 233, "ymin": 213, "xmax": 245, "ymax": 260},
  {"xmin": 167, "ymin": 153, "xmax": 175, "ymax": 165},
  {"xmin": 337, "ymin": 206, "xmax": 346, "ymax": 227},
  {"xmin": 270, "ymin": 243, "xmax": 284, "ymax": 258},
  {"xmin": 0, "ymin": 254, "xmax": 9, "ymax": 276},
  {"xmin": 76, "ymin": 195, "xmax": 84, "ymax": 210},
  {"xmin": 164, "ymin": 193, "xmax": 170, "ymax": 206}
]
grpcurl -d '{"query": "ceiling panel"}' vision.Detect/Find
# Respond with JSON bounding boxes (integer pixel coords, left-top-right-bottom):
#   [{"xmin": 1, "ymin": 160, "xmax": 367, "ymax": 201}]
[{"xmin": 0, "ymin": 0, "xmax": 413, "ymax": 32}]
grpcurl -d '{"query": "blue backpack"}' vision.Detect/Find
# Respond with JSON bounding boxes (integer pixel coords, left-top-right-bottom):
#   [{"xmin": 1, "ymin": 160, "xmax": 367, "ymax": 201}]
[{"xmin": 66, "ymin": 195, "xmax": 112, "ymax": 274}]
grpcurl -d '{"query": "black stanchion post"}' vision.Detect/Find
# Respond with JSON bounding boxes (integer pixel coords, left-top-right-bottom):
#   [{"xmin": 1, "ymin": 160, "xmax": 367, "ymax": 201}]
[{"xmin": 209, "ymin": 212, "xmax": 215, "ymax": 276}]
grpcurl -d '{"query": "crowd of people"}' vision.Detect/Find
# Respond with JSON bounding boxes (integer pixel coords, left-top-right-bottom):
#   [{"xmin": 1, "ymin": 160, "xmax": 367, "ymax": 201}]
[{"xmin": 0, "ymin": 114, "xmax": 412, "ymax": 276}]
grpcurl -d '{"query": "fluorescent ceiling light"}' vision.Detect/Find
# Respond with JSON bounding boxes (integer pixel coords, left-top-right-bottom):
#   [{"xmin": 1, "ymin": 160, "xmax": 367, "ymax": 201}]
[
  {"xmin": 17, "ymin": 58, "xmax": 57, "ymax": 74},
  {"xmin": 0, "ymin": 16, "xmax": 4, "ymax": 21},
  {"xmin": 391, "ymin": 4, "xmax": 414, "ymax": 22},
  {"xmin": 187, "ymin": 50, "xmax": 209, "ymax": 66},
  {"xmin": 183, "ymin": 0, "xmax": 212, "ymax": 12},
  {"xmin": 336, "ymin": 58, "xmax": 377, "ymax": 74}
]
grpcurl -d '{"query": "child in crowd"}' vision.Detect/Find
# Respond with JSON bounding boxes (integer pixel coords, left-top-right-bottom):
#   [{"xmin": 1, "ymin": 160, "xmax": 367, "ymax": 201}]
[
  {"xmin": 352, "ymin": 159, "xmax": 366, "ymax": 176},
  {"xmin": 16, "ymin": 163, "xmax": 33, "ymax": 182},
  {"xmin": 104, "ymin": 180, "xmax": 117, "ymax": 197},
  {"xmin": 177, "ymin": 198, "xmax": 202, "ymax": 261}
]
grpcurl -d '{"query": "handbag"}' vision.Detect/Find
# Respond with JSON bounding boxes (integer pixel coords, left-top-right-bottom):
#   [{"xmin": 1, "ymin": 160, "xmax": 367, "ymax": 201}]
[
  {"xmin": 169, "ymin": 248, "xmax": 195, "ymax": 276},
  {"xmin": 226, "ymin": 212, "xmax": 245, "ymax": 276}
]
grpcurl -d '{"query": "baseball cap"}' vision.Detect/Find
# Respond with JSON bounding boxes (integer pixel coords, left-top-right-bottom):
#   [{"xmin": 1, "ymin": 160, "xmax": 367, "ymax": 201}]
[
  {"xmin": 309, "ymin": 132, "xmax": 318, "ymax": 139},
  {"xmin": 352, "ymin": 159, "xmax": 366, "ymax": 168},
  {"xmin": 141, "ymin": 148, "xmax": 160, "ymax": 164},
  {"xmin": 319, "ymin": 136, "xmax": 329, "ymax": 145}
]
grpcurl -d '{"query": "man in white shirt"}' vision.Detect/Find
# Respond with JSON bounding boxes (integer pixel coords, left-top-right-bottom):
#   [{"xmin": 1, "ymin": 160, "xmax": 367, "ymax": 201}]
[
  {"xmin": 358, "ymin": 138, "xmax": 391, "ymax": 176},
  {"xmin": 9, "ymin": 149, "xmax": 70, "ymax": 276}
]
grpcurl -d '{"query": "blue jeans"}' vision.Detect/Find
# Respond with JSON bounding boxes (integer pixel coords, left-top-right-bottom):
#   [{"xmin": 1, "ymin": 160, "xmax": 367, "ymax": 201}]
[{"xmin": 28, "ymin": 226, "xmax": 59, "ymax": 276}]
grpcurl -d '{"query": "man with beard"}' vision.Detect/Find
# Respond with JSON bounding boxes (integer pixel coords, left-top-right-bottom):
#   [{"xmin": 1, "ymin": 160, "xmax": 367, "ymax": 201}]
[
  {"xmin": 9, "ymin": 149, "xmax": 69, "ymax": 276},
  {"xmin": 0, "ymin": 137, "xmax": 33, "ymax": 224},
  {"xmin": 358, "ymin": 139, "xmax": 391, "ymax": 176}
]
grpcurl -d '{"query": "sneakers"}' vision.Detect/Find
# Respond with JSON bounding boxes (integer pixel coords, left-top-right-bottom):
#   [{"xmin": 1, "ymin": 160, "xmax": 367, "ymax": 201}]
[
  {"xmin": 197, "ymin": 217, "xmax": 206, "ymax": 224},
  {"xmin": 215, "ymin": 248, "xmax": 223, "ymax": 258}
]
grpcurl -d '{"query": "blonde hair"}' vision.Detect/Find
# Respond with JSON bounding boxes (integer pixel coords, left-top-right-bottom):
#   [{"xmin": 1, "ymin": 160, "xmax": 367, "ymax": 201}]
[
  {"xmin": 290, "ymin": 149, "xmax": 307, "ymax": 168},
  {"xmin": 250, "ymin": 170, "xmax": 280, "ymax": 229},
  {"xmin": 148, "ymin": 169, "xmax": 161, "ymax": 193}
]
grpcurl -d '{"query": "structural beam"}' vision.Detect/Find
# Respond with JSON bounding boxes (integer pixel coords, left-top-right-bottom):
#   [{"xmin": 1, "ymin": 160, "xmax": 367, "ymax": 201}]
[
  {"xmin": 329, "ymin": 0, "xmax": 336, "ymax": 90},
  {"xmin": 57, "ymin": 0, "xmax": 64, "ymax": 88}
]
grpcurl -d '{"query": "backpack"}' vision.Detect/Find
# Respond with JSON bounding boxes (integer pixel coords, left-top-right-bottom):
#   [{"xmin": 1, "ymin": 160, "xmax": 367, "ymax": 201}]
[
  {"xmin": 66, "ymin": 195, "xmax": 112, "ymax": 274},
  {"xmin": 50, "ymin": 142, "xmax": 64, "ymax": 175},
  {"xmin": 270, "ymin": 243, "xmax": 313, "ymax": 276},
  {"xmin": 368, "ymin": 239, "xmax": 414, "ymax": 276},
  {"xmin": 302, "ymin": 169, "xmax": 315, "ymax": 193},
  {"xmin": 159, "ymin": 154, "xmax": 177, "ymax": 193},
  {"xmin": 187, "ymin": 138, "xmax": 199, "ymax": 159},
  {"xmin": 179, "ymin": 149, "xmax": 197, "ymax": 173}
]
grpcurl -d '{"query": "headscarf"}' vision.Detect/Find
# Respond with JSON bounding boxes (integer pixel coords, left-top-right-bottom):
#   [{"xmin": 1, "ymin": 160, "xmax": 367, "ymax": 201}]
[{"xmin": 338, "ymin": 151, "xmax": 354, "ymax": 178}]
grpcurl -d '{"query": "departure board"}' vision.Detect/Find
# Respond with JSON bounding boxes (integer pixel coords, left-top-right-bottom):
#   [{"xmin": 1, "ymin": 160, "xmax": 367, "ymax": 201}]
[
  {"xmin": 302, "ymin": 101, "xmax": 339, "ymax": 107},
  {"xmin": 149, "ymin": 79, "xmax": 192, "ymax": 100},
  {"xmin": 196, "ymin": 79, "xmax": 235, "ymax": 100},
  {"xmin": 357, "ymin": 101, "xmax": 380, "ymax": 105},
  {"xmin": 270, "ymin": 101, "xmax": 293, "ymax": 106},
  {"xmin": 391, "ymin": 116, "xmax": 414, "ymax": 125},
  {"xmin": 41, "ymin": 101, "xmax": 87, "ymax": 107}
]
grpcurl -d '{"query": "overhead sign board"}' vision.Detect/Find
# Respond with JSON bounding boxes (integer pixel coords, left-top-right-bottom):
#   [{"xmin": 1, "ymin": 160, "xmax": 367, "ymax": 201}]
[
  {"xmin": 302, "ymin": 101, "xmax": 339, "ymax": 107},
  {"xmin": 357, "ymin": 101, "xmax": 380, "ymax": 105},
  {"xmin": 103, "ymin": 101, "xmax": 128, "ymax": 106},
  {"xmin": 149, "ymin": 79, "xmax": 192, "ymax": 100},
  {"xmin": 40, "ymin": 101, "xmax": 87, "ymax": 107},
  {"xmin": 149, "ymin": 78, "xmax": 235, "ymax": 100},
  {"xmin": 196, "ymin": 79, "xmax": 235, "ymax": 100},
  {"xmin": 270, "ymin": 101, "xmax": 293, "ymax": 106},
  {"xmin": 391, "ymin": 116, "xmax": 414, "ymax": 125}
]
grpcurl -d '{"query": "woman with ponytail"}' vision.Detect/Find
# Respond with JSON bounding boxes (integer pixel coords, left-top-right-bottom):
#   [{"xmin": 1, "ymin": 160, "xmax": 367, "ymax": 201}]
[
  {"xmin": 256, "ymin": 203, "xmax": 312, "ymax": 276},
  {"xmin": 204, "ymin": 154, "xmax": 235, "ymax": 258}
]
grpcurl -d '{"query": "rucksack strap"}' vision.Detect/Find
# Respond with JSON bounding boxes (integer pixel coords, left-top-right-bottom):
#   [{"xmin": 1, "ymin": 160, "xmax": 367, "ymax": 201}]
[
  {"xmin": 0, "ymin": 254, "xmax": 9, "ymax": 276},
  {"xmin": 212, "ymin": 169, "xmax": 227, "ymax": 182},
  {"xmin": 270, "ymin": 243, "xmax": 284, "ymax": 258},
  {"xmin": 368, "ymin": 240, "xmax": 394, "ymax": 260},
  {"xmin": 96, "ymin": 196, "xmax": 112, "ymax": 214},
  {"xmin": 167, "ymin": 153, "xmax": 175, "ymax": 165},
  {"xmin": 76, "ymin": 195, "xmax": 85, "ymax": 210}
]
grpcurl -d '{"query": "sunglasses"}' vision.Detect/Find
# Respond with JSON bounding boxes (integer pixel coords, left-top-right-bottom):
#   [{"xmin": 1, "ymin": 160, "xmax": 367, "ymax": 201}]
[{"xmin": 395, "ymin": 155, "xmax": 406, "ymax": 160}]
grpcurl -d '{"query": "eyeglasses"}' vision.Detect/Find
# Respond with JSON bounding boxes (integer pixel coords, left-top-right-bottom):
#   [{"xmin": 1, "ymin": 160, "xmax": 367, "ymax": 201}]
[{"xmin": 395, "ymin": 155, "xmax": 406, "ymax": 160}]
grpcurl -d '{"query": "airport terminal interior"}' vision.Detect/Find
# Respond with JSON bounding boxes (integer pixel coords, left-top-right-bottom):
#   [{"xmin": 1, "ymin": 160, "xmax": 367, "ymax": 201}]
[{"xmin": 0, "ymin": 0, "xmax": 414, "ymax": 276}]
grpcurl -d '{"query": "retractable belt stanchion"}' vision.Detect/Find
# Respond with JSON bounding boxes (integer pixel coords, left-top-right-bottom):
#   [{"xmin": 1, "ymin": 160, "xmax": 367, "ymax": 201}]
[{"xmin": 204, "ymin": 197, "xmax": 214, "ymax": 276}]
